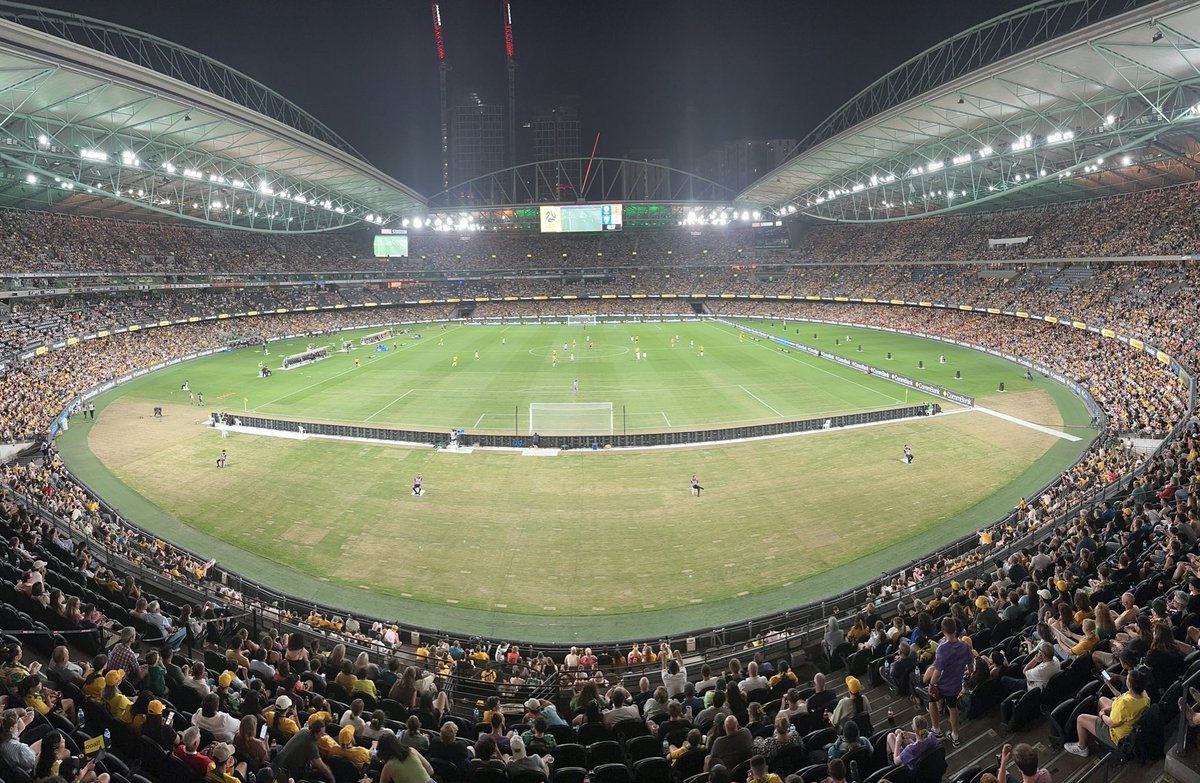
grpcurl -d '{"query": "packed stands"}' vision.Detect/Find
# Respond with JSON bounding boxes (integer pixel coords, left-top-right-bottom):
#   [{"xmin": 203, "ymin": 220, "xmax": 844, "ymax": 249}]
[{"xmin": 0, "ymin": 195, "xmax": 1195, "ymax": 783}]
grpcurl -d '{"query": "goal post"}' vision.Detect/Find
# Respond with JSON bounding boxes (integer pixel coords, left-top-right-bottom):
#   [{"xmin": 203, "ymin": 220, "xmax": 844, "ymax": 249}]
[
  {"xmin": 566, "ymin": 314, "xmax": 598, "ymax": 327},
  {"xmin": 529, "ymin": 402, "xmax": 614, "ymax": 435}
]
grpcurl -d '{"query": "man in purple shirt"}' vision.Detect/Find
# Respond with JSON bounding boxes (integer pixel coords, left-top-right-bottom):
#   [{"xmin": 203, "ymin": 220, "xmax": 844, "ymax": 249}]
[{"xmin": 927, "ymin": 617, "xmax": 973, "ymax": 747}]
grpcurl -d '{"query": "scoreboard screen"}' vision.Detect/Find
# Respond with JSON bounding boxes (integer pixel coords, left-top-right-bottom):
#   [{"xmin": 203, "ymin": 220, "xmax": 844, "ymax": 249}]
[
  {"xmin": 373, "ymin": 229, "xmax": 409, "ymax": 258},
  {"xmin": 539, "ymin": 203, "xmax": 622, "ymax": 233}
]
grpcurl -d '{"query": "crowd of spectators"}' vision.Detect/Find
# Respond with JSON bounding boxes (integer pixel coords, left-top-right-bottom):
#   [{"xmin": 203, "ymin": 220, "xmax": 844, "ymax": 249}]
[{"xmin": 0, "ymin": 180, "xmax": 1196, "ymax": 279}]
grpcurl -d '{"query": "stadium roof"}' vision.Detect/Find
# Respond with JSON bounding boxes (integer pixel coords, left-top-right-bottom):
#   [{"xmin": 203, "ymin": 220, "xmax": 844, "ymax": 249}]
[
  {"xmin": 0, "ymin": 2, "xmax": 424, "ymax": 231},
  {"xmin": 737, "ymin": 0, "xmax": 1200, "ymax": 222}
]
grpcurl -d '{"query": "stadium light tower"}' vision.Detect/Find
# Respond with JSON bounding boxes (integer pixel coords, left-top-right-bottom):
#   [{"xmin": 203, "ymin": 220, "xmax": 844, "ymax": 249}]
[
  {"xmin": 432, "ymin": 1, "xmax": 450, "ymax": 192},
  {"xmin": 504, "ymin": 1, "xmax": 517, "ymax": 168}
]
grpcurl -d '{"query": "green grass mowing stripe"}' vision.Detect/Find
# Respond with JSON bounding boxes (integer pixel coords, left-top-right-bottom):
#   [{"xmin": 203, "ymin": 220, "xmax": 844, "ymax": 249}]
[{"xmin": 63, "ymin": 317, "xmax": 1099, "ymax": 643}]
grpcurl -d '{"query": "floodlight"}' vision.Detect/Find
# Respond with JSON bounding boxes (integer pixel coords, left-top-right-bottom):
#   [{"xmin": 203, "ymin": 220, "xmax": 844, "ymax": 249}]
[{"xmin": 24, "ymin": 174, "xmax": 36, "ymax": 184}]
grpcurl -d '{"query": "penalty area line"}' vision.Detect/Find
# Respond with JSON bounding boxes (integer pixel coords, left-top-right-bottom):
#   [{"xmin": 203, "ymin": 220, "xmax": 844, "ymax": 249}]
[
  {"xmin": 364, "ymin": 389, "xmax": 414, "ymax": 422},
  {"xmin": 738, "ymin": 385, "xmax": 783, "ymax": 417}
]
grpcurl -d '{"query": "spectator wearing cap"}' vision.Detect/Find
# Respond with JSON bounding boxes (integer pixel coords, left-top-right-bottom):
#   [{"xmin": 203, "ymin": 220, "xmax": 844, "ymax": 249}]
[
  {"xmin": 142, "ymin": 699, "xmax": 177, "ymax": 750},
  {"xmin": 829, "ymin": 676, "xmax": 869, "ymax": 728},
  {"xmin": 317, "ymin": 724, "xmax": 370, "ymax": 770},
  {"xmin": 263, "ymin": 694, "xmax": 300, "ymax": 740},
  {"xmin": 974, "ymin": 595, "xmax": 1000, "ymax": 630},
  {"xmin": 827, "ymin": 719, "xmax": 872, "ymax": 760},
  {"xmin": 107, "ymin": 627, "xmax": 141, "ymax": 685},
  {"xmin": 1003, "ymin": 642, "xmax": 1060, "ymax": 696},
  {"xmin": 205, "ymin": 741, "xmax": 246, "ymax": 783},
  {"xmin": 524, "ymin": 697, "xmax": 567, "ymax": 727},
  {"xmin": 192, "ymin": 692, "xmax": 240, "ymax": 742},
  {"xmin": 507, "ymin": 736, "xmax": 549, "ymax": 778},
  {"xmin": 102, "ymin": 670, "xmax": 133, "ymax": 724}
]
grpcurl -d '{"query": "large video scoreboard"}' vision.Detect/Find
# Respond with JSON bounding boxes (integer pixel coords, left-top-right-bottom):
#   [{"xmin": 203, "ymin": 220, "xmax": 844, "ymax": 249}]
[{"xmin": 539, "ymin": 203, "xmax": 622, "ymax": 233}]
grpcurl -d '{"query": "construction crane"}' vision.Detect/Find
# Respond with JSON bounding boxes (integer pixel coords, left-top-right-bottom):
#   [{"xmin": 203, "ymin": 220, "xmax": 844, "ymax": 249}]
[
  {"xmin": 432, "ymin": 1, "xmax": 450, "ymax": 191},
  {"xmin": 503, "ymin": 0, "xmax": 516, "ymax": 168}
]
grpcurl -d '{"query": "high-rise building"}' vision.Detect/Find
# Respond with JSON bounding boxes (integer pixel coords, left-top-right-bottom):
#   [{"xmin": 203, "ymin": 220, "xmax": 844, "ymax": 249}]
[
  {"xmin": 451, "ymin": 90, "xmax": 506, "ymax": 186},
  {"xmin": 531, "ymin": 96, "xmax": 580, "ymax": 162},
  {"xmin": 696, "ymin": 138, "xmax": 795, "ymax": 192}
]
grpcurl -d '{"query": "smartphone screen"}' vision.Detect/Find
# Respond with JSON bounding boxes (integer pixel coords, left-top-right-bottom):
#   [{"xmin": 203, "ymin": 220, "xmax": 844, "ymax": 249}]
[
  {"xmin": 259, "ymin": 723, "xmax": 269, "ymax": 740},
  {"xmin": 1101, "ymin": 670, "xmax": 1111, "ymax": 681}
]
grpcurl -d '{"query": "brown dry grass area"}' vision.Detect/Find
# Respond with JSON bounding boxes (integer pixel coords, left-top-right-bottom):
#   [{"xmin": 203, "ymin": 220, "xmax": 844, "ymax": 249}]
[{"xmin": 975, "ymin": 389, "xmax": 1063, "ymax": 428}]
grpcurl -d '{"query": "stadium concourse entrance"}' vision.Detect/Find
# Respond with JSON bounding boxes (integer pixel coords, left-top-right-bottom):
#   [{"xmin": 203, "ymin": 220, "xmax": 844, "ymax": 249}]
[{"xmin": 211, "ymin": 402, "xmax": 937, "ymax": 450}]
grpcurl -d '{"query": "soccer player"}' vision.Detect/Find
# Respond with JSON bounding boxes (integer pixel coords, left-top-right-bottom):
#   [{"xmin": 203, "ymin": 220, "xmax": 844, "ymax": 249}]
[
  {"xmin": 438, "ymin": 336, "xmax": 444, "ymax": 346},
  {"xmin": 699, "ymin": 344, "xmax": 705, "ymax": 357},
  {"xmin": 181, "ymin": 380, "xmax": 190, "ymax": 391},
  {"xmin": 671, "ymin": 337, "xmax": 676, "ymax": 349},
  {"xmin": 502, "ymin": 337, "xmax": 507, "ymax": 345},
  {"xmin": 635, "ymin": 349, "xmax": 641, "ymax": 361},
  {"xmin": 739, "ymin": 332, "xmax": 744, "ymax": 343},
  {"xmin": 412, "ymin": 474, "xmax": 423, "ymax": 496},
  {"xmin": 587, "ymin": 337, "xmax": 593, "ymax": 349},
  {"xmin": 216, "ymin": 449, "xmax": 227, "ymax": 469},
  {"xmin": 452, "ymin": 355, "xmax": 458, "ymax": 367},
  {"xmin": 690, "ymin": 475, "xmax": 703, "ymax": 496},
  {"xmin": 354, "ymin": 358, "xmax": 360, "ymax": 368},
  {"xmin": 573, "ymin": 380, "xmax": 579, "ymax": 394},
  {"xmin": 197, "ymin": 392, "xmax": 204, "ymax": 406},
  {"xmin": 903, "ymin": 445, "xmax": 913, "ymax": 464},
  {"xmin": 474, "ymin": 351, "xmax": 480, "ymax": 360},
  {"xmin": 188, "ymin": 390, "xmax": 195, "ymax": 404},
  {"xmin": 939, "ymin": 354, "xmax": 946, "ymax": 364}
]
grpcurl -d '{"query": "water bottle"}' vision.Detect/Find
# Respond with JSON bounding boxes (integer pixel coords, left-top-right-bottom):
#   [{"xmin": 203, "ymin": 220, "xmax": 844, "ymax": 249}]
[
  {"xmin": 102, "ymin": 727, "xmax": 111, "ymax": 748},
  {"xmin": 76, "ymin": 708, "xmax": 84, "ymax": 728},
  {"xmin": 473, "ymin": 707, "xmax": 481, "ymax": 722}
]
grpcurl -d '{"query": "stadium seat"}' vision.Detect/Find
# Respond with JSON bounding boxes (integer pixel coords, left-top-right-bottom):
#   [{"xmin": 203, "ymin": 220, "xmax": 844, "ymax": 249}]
[
  {"xmin": 768, "ymin": 744, "xmax": 808, "ymax": 777},
  {"xmin": 552, "ymin": 768, "xmax": 587, "ymax": 783},
  {"xmin": 552, "ymin": 743, "xmax": 587, "ymax": 770},
  {"xmin": 633, "ymin": 757, "xmax": 671, "ymax": 783},
  {"xmin": 578, "ymin": 723, "xmax": 612, "ymax": 747},
  {"xmin": 611, "ymin": 719, "xmax": 650, "ymax": 744},
  {"xmin": 593, "ymin": 763, "xmax": 633, "ymax": 783},
  {"xmin": 672, "ymin": 749, "xmax": 707, "ymax": 783},
  {"xmin": 432, "ymin": 758, "xmax": 462, "ymax": 783},
  {"xmin": 511, "ymin": 771, "xmax": 548, "ymax": 783},
  {"xmin": 626, "ymin": 735, "xmax": 662, "ymax": 763},
  {"xmin": 587, "ymin": 740, "xmax": 625, "ymax": 770},
  {"xmin": 1000, "ymin": 686, "xmax": 1042, "ymax": 734},
  {"xmin": 795, "ymin": 764, "xmax": 827, "ymax": 783},
  {"xmin": 547, "ymin": 725, "xmax": 576, "ymax": 745},
  {"xmin": 913, "ymin": 744, "xmax": 947, "ymax": 783}
]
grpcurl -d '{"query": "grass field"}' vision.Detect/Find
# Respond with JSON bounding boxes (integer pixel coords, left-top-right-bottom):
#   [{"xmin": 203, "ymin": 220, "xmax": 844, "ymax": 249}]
[{"xmin": 56, "ymin": 317, "xmax": 1096, "ymax": 640}]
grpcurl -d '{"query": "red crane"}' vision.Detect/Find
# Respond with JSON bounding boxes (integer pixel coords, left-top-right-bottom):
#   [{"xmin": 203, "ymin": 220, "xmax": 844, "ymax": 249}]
[
  {"xmin": 503, "ymin": 1, "xmax": 517, "ymax": 168},
  {"xmin": 432, "ymin": 1, "xmax": 450, "ymax": 191}
]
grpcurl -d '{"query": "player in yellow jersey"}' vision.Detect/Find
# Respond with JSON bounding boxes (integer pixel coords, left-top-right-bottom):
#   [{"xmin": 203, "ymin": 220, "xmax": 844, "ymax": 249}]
[
  {"xmin": 671, "ymin": 337, "xmax": 676, "ymax": 349},
  {"xmin": 739, "ymin": 332, "xmax": 744, "ymax": 343},
  {"xmin": 699, "ymin": 344, "xmax": 705, "ymax": 357},
  {"xmin": 452, "ymin": 355, "xmax": 458, "ymax": 367}
]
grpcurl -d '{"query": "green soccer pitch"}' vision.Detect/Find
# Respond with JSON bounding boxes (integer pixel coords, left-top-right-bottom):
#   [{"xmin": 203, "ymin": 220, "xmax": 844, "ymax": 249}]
[{"xmin": 56, "ymin": 316, "xmax": 1096, "ymax": 641}]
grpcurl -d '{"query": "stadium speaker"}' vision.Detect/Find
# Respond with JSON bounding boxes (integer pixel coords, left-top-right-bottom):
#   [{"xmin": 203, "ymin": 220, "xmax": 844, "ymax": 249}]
[
  {"xmin": 887, "ymin": 352, "xmax": 892, "ymax": 360},
  {"xmin": 857, "ymin": 345, "xmax": 862, "ymax": 352},
  {"xmin": 918, "ymin": 360, "xmax": 924, "ymax": 369},
  {"xmin": 998, "ymin": 382, "xmax": 1006, "ymax": 392},
  {"xmin": 835, "ymin": 338, "xmax": 840, "ymax": 345},
  {"xmin": 955, "ymin": 370, "xmax": 961, "ymax": 379},
  {"xmin": 813, "ymin": 333, "xmax": 818, "ymax": 339}
]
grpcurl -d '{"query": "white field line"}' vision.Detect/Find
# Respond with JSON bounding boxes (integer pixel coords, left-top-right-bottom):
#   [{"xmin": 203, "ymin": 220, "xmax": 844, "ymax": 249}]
[
  {"xmin": 738, "ymin": 385, "xmax": 783, "ymax": 417},
  {"xmin": 364, "ymin": 389, "xmax": 414, "ymax": 422},
  {"xmin": 708, "ymin": 321, "xmax": 905, "ymax": 405},
  {"xmin": 973, "ymin": 405, "xmax": 1082, "ymax": 441},
  {"xmin": 253, "ymin": 326, "xmax": 454, "ymax": 411},
  {"xmin": 662, "ymin": 411, "xmax": 672, "ymax": 427},
  {"xmin": 474, "ymin": 412, "xmax": 486, "ymax": 427}
]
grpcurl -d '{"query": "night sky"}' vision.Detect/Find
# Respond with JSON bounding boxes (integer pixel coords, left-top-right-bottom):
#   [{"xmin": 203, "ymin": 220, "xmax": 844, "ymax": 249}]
[{"xmin": 33, "ymin": 1, "xmax": 1023, "ymax": 195}]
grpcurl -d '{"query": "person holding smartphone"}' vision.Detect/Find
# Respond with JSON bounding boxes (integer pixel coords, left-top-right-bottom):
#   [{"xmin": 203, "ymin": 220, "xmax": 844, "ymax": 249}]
[{"xmin": 233, "ymin": 714, "xmax": 269, "ymax": 775}]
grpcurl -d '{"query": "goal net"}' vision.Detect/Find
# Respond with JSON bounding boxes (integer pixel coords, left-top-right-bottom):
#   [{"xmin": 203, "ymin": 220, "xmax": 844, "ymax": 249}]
[
  {"xmin": 529, "ymin": 402, "xmax": 613, "ymax": 435},
  {"xmin": 566, "ymin": 314, "xmax": 598, "ymax": 326}
]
